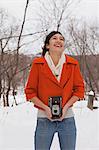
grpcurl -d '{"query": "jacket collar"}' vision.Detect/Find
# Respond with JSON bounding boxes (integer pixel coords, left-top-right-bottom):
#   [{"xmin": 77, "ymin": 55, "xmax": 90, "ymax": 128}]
[
  {"xmin": 34, "ymin": 55, "xmax": 78, "ymax": 65},
  {"xmin": 66, "ymin": 55, "xmax": 78, "ymax": 64},
  {"xmin": 33, "ymin": 55, "xmax": 78, "ymax": 88}
]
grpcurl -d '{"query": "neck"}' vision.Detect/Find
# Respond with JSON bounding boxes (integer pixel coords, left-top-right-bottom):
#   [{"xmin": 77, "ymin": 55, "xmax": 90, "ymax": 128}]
[{"xmin": 49, "ymin": 52, "xmax": 62, "ymax": 66}]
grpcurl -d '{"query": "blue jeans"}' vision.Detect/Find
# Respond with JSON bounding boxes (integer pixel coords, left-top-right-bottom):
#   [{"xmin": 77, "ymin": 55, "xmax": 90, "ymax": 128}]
[{"xmin": 34, "ymin": 117, "xmax": 77, "ymax": 150}]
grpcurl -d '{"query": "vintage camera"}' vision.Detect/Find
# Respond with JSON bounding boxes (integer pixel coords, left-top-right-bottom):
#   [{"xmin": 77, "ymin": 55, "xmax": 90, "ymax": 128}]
[{"xmin": 48, "ymin": 96, "xmax": 62, "ymax": 119}]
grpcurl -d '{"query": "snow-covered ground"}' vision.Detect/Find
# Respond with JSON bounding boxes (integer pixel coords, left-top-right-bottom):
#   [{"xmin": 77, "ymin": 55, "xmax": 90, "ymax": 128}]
[{"xmin": 0, "ymin": 95, "xmax": 99, "ymax": 150}]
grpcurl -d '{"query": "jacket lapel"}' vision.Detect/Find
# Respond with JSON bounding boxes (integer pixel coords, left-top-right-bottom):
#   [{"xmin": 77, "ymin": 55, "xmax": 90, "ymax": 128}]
[
  {"xmin": 42, "ymin": 60, "xmax": 72, "ymax": 88},
  {"xmin": 60, "ymin": 55, "xmax": 78, "ymax": 88},
  {"xmin": 60, "ymin": 63, "xmax": 72, "ymax": 87},
  {"xmin": 41, "ymin": 59, "xmax": 61, "ymax": 87},
  {"xmin": 34, "ymin": 55, "xmax": 77, "ymax": 88}
]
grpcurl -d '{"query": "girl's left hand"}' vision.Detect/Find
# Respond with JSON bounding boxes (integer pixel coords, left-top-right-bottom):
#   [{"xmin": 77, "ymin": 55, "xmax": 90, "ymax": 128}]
[{"xmin": 58, "ymin": 105, "xmax": 69, "ymax": 121}]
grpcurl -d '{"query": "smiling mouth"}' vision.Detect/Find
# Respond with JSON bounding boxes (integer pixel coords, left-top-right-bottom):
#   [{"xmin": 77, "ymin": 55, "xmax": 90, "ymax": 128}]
[{"xmin": 54, "ymin": 45, "xmax": 62, "ymax": 48}]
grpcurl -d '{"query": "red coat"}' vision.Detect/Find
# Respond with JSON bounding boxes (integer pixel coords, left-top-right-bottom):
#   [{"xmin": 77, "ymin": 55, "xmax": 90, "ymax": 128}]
[{"xmin": 25, "ymin": 55, "xmax": 84, "ymax": 109}]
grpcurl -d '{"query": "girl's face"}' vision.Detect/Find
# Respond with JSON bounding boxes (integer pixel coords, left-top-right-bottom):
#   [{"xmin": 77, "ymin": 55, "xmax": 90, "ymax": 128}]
[{"xmin": 46, "ymin": 33, "xmax": 65, "ymax": 55}]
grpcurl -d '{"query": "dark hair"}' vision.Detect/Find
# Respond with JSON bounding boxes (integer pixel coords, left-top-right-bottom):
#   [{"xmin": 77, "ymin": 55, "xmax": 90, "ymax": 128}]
[{"xmin": 42, "ymin": 31, "xmax": 64, "ymax": 56}]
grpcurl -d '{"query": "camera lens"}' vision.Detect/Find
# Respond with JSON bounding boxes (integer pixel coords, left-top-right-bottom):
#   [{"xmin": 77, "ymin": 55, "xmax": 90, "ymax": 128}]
[{"xmin": 54, "ymin": 110, "xmax": 57, "ymax": 113}]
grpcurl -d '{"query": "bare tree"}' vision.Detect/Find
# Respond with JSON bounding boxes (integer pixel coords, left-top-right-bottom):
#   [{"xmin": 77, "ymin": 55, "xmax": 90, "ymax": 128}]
[
  {"xmin": 29, "ymin": 0, "xmax": 81, "ymax": 34},
  {"xmin": 67, "ymin": 19, "xmax": 99, "ymax": 93},
  {"xmin": 0, "ymin": 0, "xmax": 48, "ymax": 107},
  {"xmin": 0, "ymin": 0, "xmax": 30, "ymax": 106}
]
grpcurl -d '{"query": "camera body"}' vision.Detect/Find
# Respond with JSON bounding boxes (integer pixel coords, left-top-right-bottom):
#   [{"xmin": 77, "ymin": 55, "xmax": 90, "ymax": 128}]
[{"xmin": 48, "ymin": 96, "xmax": 62, "ymax": 119}]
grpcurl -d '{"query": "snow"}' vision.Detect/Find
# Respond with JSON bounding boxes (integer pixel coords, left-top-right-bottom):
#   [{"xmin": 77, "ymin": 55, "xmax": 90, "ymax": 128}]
[{"xmin": 0, "ymin": 98, "xmax": 99, "ymax": 150}]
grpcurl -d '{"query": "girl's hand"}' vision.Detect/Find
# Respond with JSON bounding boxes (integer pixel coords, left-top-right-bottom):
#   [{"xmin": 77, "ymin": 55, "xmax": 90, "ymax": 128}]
[
  {"xmin": 59, "ymin": 105, "xmax": 68, "ymax": 121},
  {"xmin": 44, "ymin": 106, "xmax": 52, "ymax": 121}
]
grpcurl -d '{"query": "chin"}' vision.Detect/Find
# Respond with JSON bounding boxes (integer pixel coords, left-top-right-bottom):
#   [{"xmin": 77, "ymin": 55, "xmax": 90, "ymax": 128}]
[{"xmin": 55, "ymin": 51, "xmax": 63, "ymax": 55}]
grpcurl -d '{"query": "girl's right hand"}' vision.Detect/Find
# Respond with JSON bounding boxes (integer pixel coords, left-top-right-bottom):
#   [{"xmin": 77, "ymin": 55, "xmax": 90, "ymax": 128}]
[{"xmin": 44, "ymin": 106, "xmax": 52, "ymax": 121}]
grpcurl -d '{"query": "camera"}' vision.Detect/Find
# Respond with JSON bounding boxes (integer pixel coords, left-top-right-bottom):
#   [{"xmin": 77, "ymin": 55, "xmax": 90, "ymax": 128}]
[{"xmin": 48, "ymin": 96, "xmax": 62, "ymax": 119}]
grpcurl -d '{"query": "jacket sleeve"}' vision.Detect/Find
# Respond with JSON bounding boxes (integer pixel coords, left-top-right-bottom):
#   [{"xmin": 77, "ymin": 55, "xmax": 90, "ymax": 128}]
[
  {"xmin": 73, "ymin": 63, "xmax": 84, "ymax": 99},
  {"xmin": 24, "ymin": 60, "xmax": 39, "ymax": 100}
]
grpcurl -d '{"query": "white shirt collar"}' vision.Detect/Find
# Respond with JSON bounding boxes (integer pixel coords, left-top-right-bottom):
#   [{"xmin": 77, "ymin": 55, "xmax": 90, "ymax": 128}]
[{"xmin": 45, "ymin": 51, "xmax": 66, "ymax": 81}]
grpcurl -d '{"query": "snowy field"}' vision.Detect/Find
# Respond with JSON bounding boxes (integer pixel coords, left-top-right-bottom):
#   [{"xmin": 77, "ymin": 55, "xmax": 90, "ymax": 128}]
[{"xmin": 0, "ymin": 94, "xmax": 99, "ymax": 150}]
